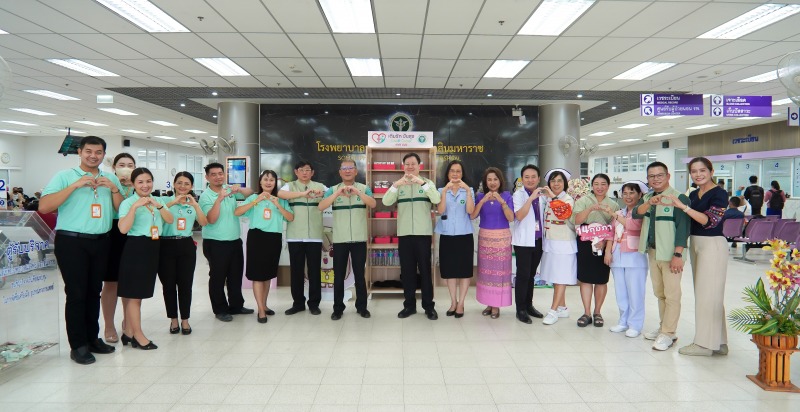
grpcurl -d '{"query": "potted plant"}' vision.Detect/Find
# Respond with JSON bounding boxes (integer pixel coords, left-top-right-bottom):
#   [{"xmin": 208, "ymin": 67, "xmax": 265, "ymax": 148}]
[{"xmin": 728, "ymin": 239, "xmax": 800, "ymax": 392}]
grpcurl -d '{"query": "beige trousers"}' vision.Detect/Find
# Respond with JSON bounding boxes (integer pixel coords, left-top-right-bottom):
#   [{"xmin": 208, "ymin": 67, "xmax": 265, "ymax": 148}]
[
  {"xmin": 648, "ymin": 249, "xmax": 682, "ymax": 336},
  {"xmin": 689, "ymin": 235, "xmax": 729, "ymax": 350}
]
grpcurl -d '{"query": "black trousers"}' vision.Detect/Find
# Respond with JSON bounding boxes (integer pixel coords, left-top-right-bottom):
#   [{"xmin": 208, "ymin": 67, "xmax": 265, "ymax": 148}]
[
  {"xmin": 514, "ymin": 244, "xmax": 543, "ymax": 313},
  {"xmin": 54, "ymin": 233, "xmax": 110, "ymax": 349},
  {"xmin": 398, "ymin": 235, "xmax": 435, "ymax": 311},
  {"xmin": 333, "ymin": 242, "xmax": 367, "ymax": 313},
  {"xmin": 288, "ymin": 241, "xmax": 322, "ymax": 309},
  {"xmin": 158, "ymin": 237, "xmax": 196, "ymax": 319},
  {"xmin": 202, "ymin": 239, "xmax": 245, "ymax": 315}
]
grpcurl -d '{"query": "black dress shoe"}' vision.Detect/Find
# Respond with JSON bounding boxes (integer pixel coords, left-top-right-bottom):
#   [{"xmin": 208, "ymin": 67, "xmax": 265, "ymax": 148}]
[
  {"xmin": 257, "ymin": 315, "xmax": 268, "ymax": 324},
  {"xmin": 265, "ymin": 309, "xmax": 276, "ymax": 316},
  {"xmin": 357, "ymin": 309, "xmax": 371, "ymax": 318},
  {"xmin": 331, "ymin": 312, "xmax": 343, "ymax": 320},
  {"xmin": 230, "ymin": 307, "xmax": 255, "ymax": 315},
  {"xmin": 88, "ymin": 339, "xmax": 116, "ymax": 354},
  {"xmin": 527, "ymin": 306, "xmax": 544, "ymax": 319},
  {"xmin": 516, "ymin": 311, "xmax": 533, "ymax": 324},
  {"xmin": 285, "ymin": 307, "xmax": 305, "ymax": 315},
  {"xmin": 425, "ymin": 309, "xmax": 439, "ymax": 320},
  {"xmin": 131, "ymin": 339, "xmax": 158, "ymax": 350},
  {"xmin": 121, "ymin": 334, "xmax": 133, "ymax": 346},
  {"xmin": 454, "ymin": 312, "xmax": 464, "ymax": 318},
  {"xmin": 397, "ymin": 308, "xmax": 417, "ymax": 318},
  {"xmin": 70, "ymin": 346, "xmax": 96, "ymax": 365},
  {"xmin": 309, "ymin": 307, "xmax": 322, "ymax": 315},
  {"xmin": 215, "ymin": 313, "xmax": 233, "ymax": 322}
]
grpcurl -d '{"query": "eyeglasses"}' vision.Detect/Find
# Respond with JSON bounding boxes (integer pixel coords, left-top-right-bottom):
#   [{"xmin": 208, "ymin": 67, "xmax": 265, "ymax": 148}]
[
  {"xmin": 340, "ymin": 166, "xmax": 356, "ymax": 171},
  {"xmin": 647, "ymin": 173, "xmax": 667, "ymax": 180}
]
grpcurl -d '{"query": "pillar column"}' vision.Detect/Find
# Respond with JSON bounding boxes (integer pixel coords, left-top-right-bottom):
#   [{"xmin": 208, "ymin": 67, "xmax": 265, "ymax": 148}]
[
  {"xmin": 217, "ymin": 101, "xmax": 260, "ymax": 188},
  {"xmin": 539, "ymin": 103, "xmax": 581, "ymax": 180}
]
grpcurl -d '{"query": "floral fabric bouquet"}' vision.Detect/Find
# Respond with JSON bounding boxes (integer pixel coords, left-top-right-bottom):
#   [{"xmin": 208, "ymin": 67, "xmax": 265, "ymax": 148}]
[{"xmin": 567, "ymin": 178, "xmax": 590, "ymax": 200}]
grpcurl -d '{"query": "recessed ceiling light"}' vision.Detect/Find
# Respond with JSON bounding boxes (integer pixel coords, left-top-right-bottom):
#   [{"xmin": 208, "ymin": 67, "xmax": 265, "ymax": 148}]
[
  {"xmin": 619, "ymin": 138, "xmax": 642, "ymax": 142},
  {"xmin": 24, "ymin": 90, "xmax": 80, "ymax": 100},
  {"xmin": 657, "ymin": 115, "xmax": 683, "ymax": 120},
  {"xmin": 613, "ymin": 62, "xmax": 676, "ymax": 80},
  {"xmin": 97, "ymin": 95, "xmax": 114, "ymax": 104},
  {"xmin": 303, "ymin": 92, "xmax": 309, "ymax": 96},
  {"xmin": 518, "ymin": 0, "xmax": 595, "ymax": 36},
  {"xmin": 686, "ymin": 124, "xmax": 718, "ymax": 130},
  {"xmin": 598, "ymin": 143, "xmax": 615, "ymax": 147},
  {"xmin": 98, "ymin": 108, "xmax": 137, "ymax": 116},
  {"xmin": 484, "ymin": 60, "xmax": 530, "ymax": 78},
  {"xmin": 589, "ymin": 132, "xmax": 613, "ymax": 136},
  {"xmin": 611, "ymin": 106, "xmax": 617, "ymax": 110},
  {"xmin": 345, "ymin": 58, "xmax": 382, "ymax": 76},
  {"xmin": 181, "ymin": 140, "xmax": 199, "ymax": 145},
  {"xmin": 121, "ymin": 129, "xmax": 146, "ymax": 134},
  {"xmin": 180, "ymin": 103, "xmax": 186, "ymax": 107},
  {"xmin": 47, "ymin": 59, "xmax": 119, "ymax": 76},
  {"xmin": 94, "ymin": 0, "xmax": 190, "ymax": 32},
  {"xmin": 211, "ymin": 91, "xmax": 218, "ymax": 96},
  {"xmin": 154, "ymin": 135, "xmax": 176, "ymax": 140},
  {"xmin": 149, "ymin": 120, "xmax": 177, "ymax": 126},
  {"xmin": 75, "ymin": 120, "xmax": 108, "ymax": 126},
  {"xmin": 773, "ymin": 98, "xmax": 793, "ymax": 105},
  {"xmin": 319, "ymin": 0, "xmax": 375, "ymax": 33},
  {"xmin": 577, "ymin": 94, "xmax": 583, "ymax": 98},
  {"xmin": 649, "ymin": 132, "xmax": 675, "ymax": 137},
  {"xmin": 11, "ymin": 108, "xmax": 55, "ymax": 116},
  {"xmin": 184, "ymin": 129, "xmax": 207, "ymax": 134},
  {"xmin": 698, "ymin": 4, "xmax": 800, "ymax": 40},
  {"xmin": 618, "ymin": 123, "xmax": 648, "ymax": 129},
  {"xmin": 194, "ymin": 58, "xmax": 250, "ymax": 76},
  {"xmin": 738, "ymin": 70, "xmax": 777, "ymax": 83},
  {"xmin": 212, "ymin": 115, "xmax": 218, "ymax": 118},
  {"xmin": 2, "ymin": 120, "xmax": 37, "ymax": 126},
  {"xmin": 0, "ymin": 129, "xmax": 24, "ymax": 134},
  {"xmin": 487, "ymin": 93, "xmax": 493, "ymax": 97},
  {"xmin": 580, "ymin": 138, "xmax": 587, "ymax": 141},
  {"xmin": 396, "ymin": 93, "xmax": 401, "ymax": 96}
]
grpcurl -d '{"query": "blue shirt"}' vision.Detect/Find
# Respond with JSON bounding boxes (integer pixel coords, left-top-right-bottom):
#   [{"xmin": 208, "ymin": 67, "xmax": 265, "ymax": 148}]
[{"xmin": 435, "ymin": 187, "xmax": 474, "ymax": 236}]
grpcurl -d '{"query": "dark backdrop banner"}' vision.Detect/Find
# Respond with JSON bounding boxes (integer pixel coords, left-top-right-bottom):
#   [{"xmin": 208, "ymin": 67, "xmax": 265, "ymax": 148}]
[{"xmin": 259, "ymin": 105, "xmax": 539, "ymax": 189}]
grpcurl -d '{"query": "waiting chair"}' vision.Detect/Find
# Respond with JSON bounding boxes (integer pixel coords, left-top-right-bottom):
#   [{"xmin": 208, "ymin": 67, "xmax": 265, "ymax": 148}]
[{"xmin": 733, "ymin": 220, "xmax": 775, "ymax": 263}]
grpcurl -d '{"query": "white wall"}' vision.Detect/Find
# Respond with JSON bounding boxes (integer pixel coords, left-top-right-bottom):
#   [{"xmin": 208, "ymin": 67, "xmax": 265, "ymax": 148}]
[
  {"xmin": 0, "ymin": 133, "xmax": 28, "ymax": 190},
  {"xmin": 587, "ymin": 137, "xmax": 688, "ymax": 190}
]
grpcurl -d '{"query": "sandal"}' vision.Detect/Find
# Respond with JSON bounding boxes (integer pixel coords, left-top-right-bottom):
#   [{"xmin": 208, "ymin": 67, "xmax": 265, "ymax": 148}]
[
  {"xmin": 577, "ymin": 314, "xmax": 592, "ymax": 327},
  {"xmin": 593, "ymin": 314, "xmax": 604, "ymax": 327}
]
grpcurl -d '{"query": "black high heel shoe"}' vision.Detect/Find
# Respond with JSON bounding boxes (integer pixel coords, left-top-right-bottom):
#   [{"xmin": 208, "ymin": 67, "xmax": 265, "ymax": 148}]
[
  {"xmin": 121, "ymin": 334, "xmax": 133, "ymax": 346},
  {"xmin": 131, "ymin": 338, "xmax": 158, "ymax": 350},
  {"xmin": 446, "ymin": 309, "xmax": 456, "ymax": 317}
]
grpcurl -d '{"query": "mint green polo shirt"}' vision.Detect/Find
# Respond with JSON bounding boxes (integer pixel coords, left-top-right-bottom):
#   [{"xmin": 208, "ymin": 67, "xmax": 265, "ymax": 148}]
[
  {"xmin": 160, "ymin": 196, "xmax": 199, "ymax": 237},
  {"xmin": 199, "ymin": 186, "xmax": 241, "ymax": 241},
  {"xmin": 118, "ymin": 193, "xmax": 167, "ymax": 237},
  {"xmin": 243, "ymin": 194, "xmax": 292, "ymax": 233},
  {"xmin": 42, "ymin": 167, "xmax": 121, "ymax": 234},
  {"xmin": 112, "ymin": 184, "xmax": 135, "ymax": 219}
]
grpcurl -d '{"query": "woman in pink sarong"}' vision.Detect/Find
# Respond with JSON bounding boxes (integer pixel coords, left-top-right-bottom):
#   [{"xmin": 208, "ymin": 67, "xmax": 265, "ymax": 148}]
[{"xmin": 471, "ymin": 167, "xmax": 514, "ymax": 319}]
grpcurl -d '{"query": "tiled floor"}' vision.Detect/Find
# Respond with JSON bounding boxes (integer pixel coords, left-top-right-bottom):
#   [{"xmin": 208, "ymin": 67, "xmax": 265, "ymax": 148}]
[{"xmin": 1, "ymin": 240, "xmax": 799, "ymax": 411}]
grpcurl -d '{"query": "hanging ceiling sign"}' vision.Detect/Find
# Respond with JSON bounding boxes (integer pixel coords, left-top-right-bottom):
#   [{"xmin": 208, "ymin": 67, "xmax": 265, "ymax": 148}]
[
  {"xmin": 788, "ymin": 107, "xmax": 799, "ymax": 127},
  {"xmin": 640, "ymin": 94, "xmax": 704, "ymax": 116},
  {"xmin": 710, "ymin": 95, "xmax": 772, "ymax": 118}
]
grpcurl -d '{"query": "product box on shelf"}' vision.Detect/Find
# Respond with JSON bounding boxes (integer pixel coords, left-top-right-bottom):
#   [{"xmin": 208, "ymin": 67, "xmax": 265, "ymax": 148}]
[
  {"xmin": 374, "ymin": 211, "xmax": 392, "ymax": 218},
  {"xmin": 391, "ymin": 237, "xmax": 399, "ymax": 244},
  {"xmin": 372, "ymin": 161, "xmax": 396, "ymax": 170},
  {"xmin": 374, "ymin": 236, "xmax": 391, "ymax": 244}
]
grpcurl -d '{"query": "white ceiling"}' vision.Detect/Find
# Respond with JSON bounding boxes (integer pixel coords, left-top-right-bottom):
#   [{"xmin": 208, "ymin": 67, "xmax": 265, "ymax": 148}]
[{"xmin": 0, "ymin": 0, "xmax": 798, "ymax": 149}]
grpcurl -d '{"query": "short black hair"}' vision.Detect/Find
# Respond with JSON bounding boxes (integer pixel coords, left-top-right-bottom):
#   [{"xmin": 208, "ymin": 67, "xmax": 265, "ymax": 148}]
[
  {"xmin": 402, "ymin": 153, "xmax": 421, "ymax": 164},
  {"xmin": 204, "ymin": 162, "xmax": 224, "ymax": 174},
  {"xmin": 729, "ymin": 197, "xmax": 742, "ymax": 207},
  {"xmin": 771, "ymin": 180, "xmax": 781, "ymax": 190},
  {"xmin": 520, "ymin": 164, "xmax": 540, "ymax": 178},
  {"xmin": 131, "ymin": 167, "xmax": 153, "ymax": 182},
  {"xmin": 174, "ymin": 171, "xmax": 194, "ymax": 185},
  {"xmin": 749, "ymin": 175, "xmax": 758, "ymax": 184},
  {"xmin": 113, "ymin": 152, "xmax": 135, "ymax": 166},
  {"xmin": 591, "ymin": 173, "xmax": 610, "ymax": 185},
  {"xmin": 257, "ymin": 170, "xmax": 280, "ymax": 196},
  {"xmin": 442, "ymin": 160, "xmax": 468, "ymax": 187},
  {"xmin": 79, "ymin": 136, "xmax": 106, "ymax": 151},
  {"xmin": 294, "ymin": 160, "xmax": 313, "ymax": 171},
  {"xmin": 547, "ymin": 171, "xmax": 569, "ymax": 191},
  {"xmin": 646, "ymin": 161, "xmax": 669, "ymax": 173}
]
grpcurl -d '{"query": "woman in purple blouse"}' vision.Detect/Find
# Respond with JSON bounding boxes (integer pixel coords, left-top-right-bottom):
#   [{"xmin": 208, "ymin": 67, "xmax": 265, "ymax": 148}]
[{"xmin": 470, "ymin": 167, "xmax": 514, "ymax": 319}]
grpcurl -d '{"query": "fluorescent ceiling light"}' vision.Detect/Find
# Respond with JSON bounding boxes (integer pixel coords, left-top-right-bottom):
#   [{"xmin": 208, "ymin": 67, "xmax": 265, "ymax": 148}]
[
  {"xmin": 154, "ymin": 135, "xmax": 176, "ymax": 140},
  {"xmin": 580, "ymin": 138, "xmax": 587, "ymax": 141},
  {"xmin": 738, "ymin": 70, "xmax": 777, "ymax": 83},
  {"xmin": 589, "ymin": 132, "xmax": 613, "ymax": 136},
  {"xmin": 149, "ymin": 120, "xmax": 177, "ymax": 126},
  {"xmin": 24, "ymin": 90, "xmax": 80, "ymax": 100},
  {"xmin": 698, "ymin": 4, "xmax": 800, "ymax": 40},
  {"xmin": 2, "ymin": 121, "xmax": 37, "ymax": 126},
  {"xmin": 210, "ymin": 135, "xmax": 218, "ymax": 139},
  {"xmin": 97, "ymin": 95, "xmax": 114, "ymax": 103},
  {"xmin": 657, "ymin": 115, "xmax": 683, "ymax": 120},
  {"xmin": 649, "ymin": 132, "xmax": 674, "ymax": 137},
  {"xmin": 345, "ymin": 58, "xmax": 382, "ymax": 77},
  {"xmin": 0, "ymin": 29, "xmax": 8, "ymax": 34},
  {"xmin": 319, "ymin": 0, "xmax": 375, "ymax": 33},
  {"xmin": 518, "ymin": 0, "xmax": 595, "ymax": 36},
  {"xmin": 613, "ymin": 62, "xmax": 676, "ymax": 80},
  {"xmin": 11, "ymin": 108, "xmax": 55, "ymax": 116},
  {"xmin": 736, "ymin": 117, "xmax": 761, "ymax": 121},
  {"xmin": 121, "ymin": 129, "xmax": 146, "ymax": 134},
  {"xmin": 181, "ymin": 140, "xmax": 199, "ymax": 145},
  {"xmin": 686, "ymin": 124, "xmax": 718, "ymax": 130},
  {"xmin": 773, "ymin": 98, "xmax": 793, "ymax": 105},
  {"xmin": 598, "ymin": 143, "xmax": 615, "ymax": 147},
  {"xmin": 47, "ymin": 59, "xmax": 119, "ymax": 77},
  {"xmin": 184, "ymin": 129, "xmax": 207, "ymax": 134},
  {"xmin": 619, "ymin": 138, "xmax": 642, "ymax": 142},
  {"xmin": 618, "ymin": 123, "xmax": 648, "ymax": 129},
  {"xmin": 194, "ymin": 58, "xmax": 250, "ymax": 76},
  {"xmin": 75, "ymin": 120, "xmax": 108, "ymax": 126},
  {"xmin": 94, "ymin": 0, "xmax": 189, "ymax": 32},
  {"xmin": 484, "ymin": 60, "xmax": 530, "ymax": 78},
  {"xmin": 59, "ymin": 129, "xmax": 86, "ymax": 134},
  {"xmin": 0, "ymin": 129, "xmax": 24, "ymax": 134},
  {"xmin": 98, "ymin": 108, "xmax": 138, "ymax": 116}
]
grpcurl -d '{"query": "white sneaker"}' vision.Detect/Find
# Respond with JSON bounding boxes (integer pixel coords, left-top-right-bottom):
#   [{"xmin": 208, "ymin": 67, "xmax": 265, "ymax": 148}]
[
  {"xmin": 625, "ymin": 329, "xmax": 640, "ymax": 338},
  {"xmin": 543, "ymin": 310, "xmax": 559, "ymax": 325},
  {"xmin": 643, "ymin": 329, "xmax": 661, "ymax": 340},
  {"xmin": 556, "ymin": 306, "xmax": 570, "ymax": 318},
  {"xmin": 609, "ymin": 325, "xmax": 628, "ymax": 333},
  {"xmin": 652, "ymin": 333, "xmax": 677, "ymax": 351}
]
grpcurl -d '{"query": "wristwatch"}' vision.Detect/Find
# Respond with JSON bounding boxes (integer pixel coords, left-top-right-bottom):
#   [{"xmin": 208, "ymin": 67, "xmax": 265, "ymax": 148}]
[{"xmin": 673, "ymin": 252, "xmax": 682, "ymax": 258}]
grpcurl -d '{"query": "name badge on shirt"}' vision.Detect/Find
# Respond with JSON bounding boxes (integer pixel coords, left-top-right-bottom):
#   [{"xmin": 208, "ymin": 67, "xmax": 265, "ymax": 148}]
[
  {"xmin": 263, "ymin": 208, "xmax": 272, "ymax": 220},
  {"xmin": 177, "ymin": 218, "xmax": 187, "ymax": 231},
  {"xmin": 91, "ymin": 204, "xmax": 102, "ymax": 219},
  {"xmin": 150, "ymin": 226, "xmax": 159, "ymax": 240}
]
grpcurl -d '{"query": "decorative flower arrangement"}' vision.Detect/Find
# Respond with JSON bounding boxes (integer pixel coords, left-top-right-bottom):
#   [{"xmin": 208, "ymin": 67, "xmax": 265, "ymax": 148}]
[
  {"xmin": 567, "ymin": 178, "xmax": 590, "ymax": 200},
  {"xmin": 728, "ymin": 239, "xmax": 800, "ymax": 336}
]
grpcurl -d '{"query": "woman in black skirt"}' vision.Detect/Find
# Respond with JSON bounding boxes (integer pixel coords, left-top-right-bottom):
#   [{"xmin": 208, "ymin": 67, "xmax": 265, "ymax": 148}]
[
  {"xmin": 235, "ymin": 170, "xmax": 294, "ymax": 323},
  {"xmin": 434, "ymin": 160, "xmax": 475, "ymax": 318},
  {"xmin": 118, "ymin": 168, "xmax": 173, "ymax": 349}
]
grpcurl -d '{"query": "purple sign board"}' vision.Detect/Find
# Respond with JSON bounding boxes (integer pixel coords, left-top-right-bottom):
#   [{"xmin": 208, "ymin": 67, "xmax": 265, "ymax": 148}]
[
  {"xmin": 640, "ymin": 94, "xmax": 704, "ymax": 116},
  {"xmin": 710, "ymin": 95, "xmax": 772, "ymax": 118}
]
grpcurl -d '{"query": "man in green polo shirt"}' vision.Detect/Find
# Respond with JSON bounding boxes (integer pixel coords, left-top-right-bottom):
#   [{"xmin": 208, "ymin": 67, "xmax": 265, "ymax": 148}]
[
  {"xmin": 318, "ymin": 159, "xmax": 376, "ymax": 320},
  {"xmin": 382, "ymin": 152, "xmax": 441, "ymax": 320},
  {"xmin": 40, "ymin": 136, "xmax": 124, "ymax": 365},
  {"xmin": 278, "ymin": 161, "xmax": 328, "ymax": 315},
  {"xmin": 199, "ymin": 162, "xmax": 255, "ymax": 322}
]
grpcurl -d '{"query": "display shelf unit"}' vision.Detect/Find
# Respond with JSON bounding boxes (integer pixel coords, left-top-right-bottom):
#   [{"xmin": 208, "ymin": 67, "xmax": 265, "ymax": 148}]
[{"xmin": 366, "ymin": 147, "xmax": 437, "ymax": 296}]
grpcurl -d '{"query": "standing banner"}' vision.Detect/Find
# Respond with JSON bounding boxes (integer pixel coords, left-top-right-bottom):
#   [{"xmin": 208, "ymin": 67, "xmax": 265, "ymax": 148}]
[
  {"xmin": 710, "ymin": 95, "xmax": 772, "ymax": 118},
  {"xmin": 640, "ymin": 94, "xmax": 704, "ymax": 116}
]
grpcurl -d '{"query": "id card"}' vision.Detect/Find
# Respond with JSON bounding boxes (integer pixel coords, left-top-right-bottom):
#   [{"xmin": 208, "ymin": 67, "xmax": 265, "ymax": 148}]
[
  {"xmin": 177, "ymin": 218, "xmax": 187, "ymax": 231},
  {"xmin": 91, "ymin": 203, "xmax": 102, "ymax": 219},
  {"xmin": 263, "ymin": 208, "xmax": 272, "ymax": 220},
  {"xmin": 150, "ymin": 226, "xmax": 159, "ymax": 240}
]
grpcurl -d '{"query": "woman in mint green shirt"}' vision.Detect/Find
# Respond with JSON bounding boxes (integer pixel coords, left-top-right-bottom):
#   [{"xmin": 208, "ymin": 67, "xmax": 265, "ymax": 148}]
[
  {"xmin": 158, "ymin": 172, "xmax": 207, "ymax": 335},
  {"xmin": 235, "ymin": 170, "xmax": 294, "ymax": 323},
  {"xmin": 117, "ymin": 168, "xmax": 174, "ymax": 350}
]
